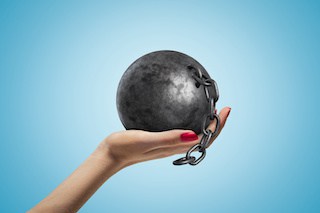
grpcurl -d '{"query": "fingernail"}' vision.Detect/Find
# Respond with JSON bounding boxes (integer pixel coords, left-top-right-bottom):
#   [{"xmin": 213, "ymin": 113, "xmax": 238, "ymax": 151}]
[
  {"xmin": 214, "ymin": 109, "xmax": 217, "ymax": 114},
  {"xmin": 227, "ymin": 107, "xmax": 231, "ymax": 117},
  {"xmin": 180, "ymin": 132, "xmax": 198, "ymax": 142}
]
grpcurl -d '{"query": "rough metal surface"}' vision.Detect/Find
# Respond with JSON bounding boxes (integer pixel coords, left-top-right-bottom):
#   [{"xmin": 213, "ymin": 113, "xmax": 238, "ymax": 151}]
[{"xmin": 116, "ymin": 50, "xmax": 215, "ymax": 135}]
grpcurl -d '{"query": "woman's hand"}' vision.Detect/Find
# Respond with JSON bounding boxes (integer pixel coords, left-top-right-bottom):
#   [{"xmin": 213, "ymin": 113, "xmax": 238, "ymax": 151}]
[
  {"xmin": 95, "ymin": 107, "xmax": 231, "ymax": 168},
  {"xmin": 29, "ymin": 107, "xmax": 231, "ymax": 213}
]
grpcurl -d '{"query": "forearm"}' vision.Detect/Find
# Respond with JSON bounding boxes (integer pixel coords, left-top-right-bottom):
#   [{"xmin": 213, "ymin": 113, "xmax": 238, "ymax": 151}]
[{"xmin": 28, "ymin": 145, "xmax": 125, "ymax": 213}]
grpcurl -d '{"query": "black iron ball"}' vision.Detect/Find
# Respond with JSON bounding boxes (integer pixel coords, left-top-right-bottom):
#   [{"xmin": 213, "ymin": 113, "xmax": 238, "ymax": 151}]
[{"xmin": 116, "ymin": 50, "xmax": 218, "ymax": 135}]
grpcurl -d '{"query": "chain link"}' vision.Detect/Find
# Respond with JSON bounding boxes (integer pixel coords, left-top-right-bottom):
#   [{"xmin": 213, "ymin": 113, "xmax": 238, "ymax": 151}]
[{"xmin": 173, "ymin": 66, "xmax": 220, "ymax": 166}]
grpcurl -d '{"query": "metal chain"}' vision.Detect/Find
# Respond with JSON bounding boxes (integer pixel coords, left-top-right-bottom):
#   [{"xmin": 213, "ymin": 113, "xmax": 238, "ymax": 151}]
[{"xmin": 173, "ymin": 66, "xmax": 220, "ymax": 166}]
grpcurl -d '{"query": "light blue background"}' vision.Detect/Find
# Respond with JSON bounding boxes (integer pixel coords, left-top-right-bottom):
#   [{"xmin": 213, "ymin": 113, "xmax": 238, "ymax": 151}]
[{"xmin": 1, "ymin": 0, "xmax": 319, "ymax": 212}]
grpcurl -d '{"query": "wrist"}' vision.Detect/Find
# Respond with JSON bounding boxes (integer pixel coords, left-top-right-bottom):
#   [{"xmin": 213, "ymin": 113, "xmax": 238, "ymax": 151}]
[{"xmin": 92, "ymin": 140, "xmax": 128, "ymax": 172}]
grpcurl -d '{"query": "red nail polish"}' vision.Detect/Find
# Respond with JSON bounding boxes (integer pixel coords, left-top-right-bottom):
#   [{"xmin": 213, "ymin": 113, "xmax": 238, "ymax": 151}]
[
  {"xmin": 214, "ymin": 109, "xmax": 217, "ymax": 114},
  {"xmin": 180, "ymin": 132, "xmax": 198, "ymax": 142}
]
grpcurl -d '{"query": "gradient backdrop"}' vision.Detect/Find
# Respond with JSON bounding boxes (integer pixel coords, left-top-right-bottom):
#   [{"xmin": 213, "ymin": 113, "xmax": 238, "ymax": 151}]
[{"xmin": 1, "ymin": 0, "xmax": 319, "ymax": 212}]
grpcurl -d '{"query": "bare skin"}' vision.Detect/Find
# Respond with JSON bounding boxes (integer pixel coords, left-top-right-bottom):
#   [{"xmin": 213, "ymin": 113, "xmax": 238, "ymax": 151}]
[{"xmin": 28, "ymin": 107, "xmax": 231, "ymax": 213}]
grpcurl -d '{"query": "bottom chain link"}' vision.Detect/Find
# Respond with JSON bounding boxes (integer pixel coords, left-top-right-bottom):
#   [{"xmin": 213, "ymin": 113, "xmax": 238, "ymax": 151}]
[{"xmin": 173, "ymin": 156, "xmax": 196, "ymax": 165}]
